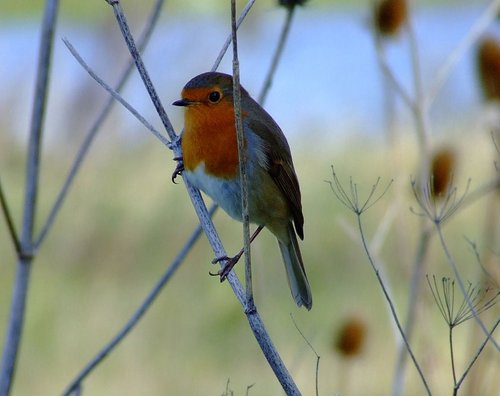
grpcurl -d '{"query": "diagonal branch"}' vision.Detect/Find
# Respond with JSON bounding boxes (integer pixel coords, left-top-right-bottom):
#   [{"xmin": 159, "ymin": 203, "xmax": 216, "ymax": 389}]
[
  {"xmin": 258, "ymin": 5, "xmax": 296, "ymax": 104},
  {"xmin": 0, "ymin": 178, "xmax": 21, "ymax": 256},
  {"xmin": 61, "ymin": 39, "xmax": 168, "ymax": 147},
  {"xmin": 105, "ymin": 0, "xmax": 176, "ymax": 140},
  {"xmin": 455, "ymin": 318, "xmax": 500, "ymax": 392},
  {"xmin": 212, "ymin": 0, "xmax": 256, "ymax": 72}
]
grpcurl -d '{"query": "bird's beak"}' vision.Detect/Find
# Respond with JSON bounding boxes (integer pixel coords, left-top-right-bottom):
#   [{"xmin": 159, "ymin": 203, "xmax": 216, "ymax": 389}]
[{"xmin": 172, "ymin": 99, "xmax": 191, "ymax": 107}]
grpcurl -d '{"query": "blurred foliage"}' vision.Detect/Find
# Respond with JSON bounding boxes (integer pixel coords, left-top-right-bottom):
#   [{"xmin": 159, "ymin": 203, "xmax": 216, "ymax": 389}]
[{"xmin": 1, "ymin": 127, "xmax": 497, "ymax": 395}]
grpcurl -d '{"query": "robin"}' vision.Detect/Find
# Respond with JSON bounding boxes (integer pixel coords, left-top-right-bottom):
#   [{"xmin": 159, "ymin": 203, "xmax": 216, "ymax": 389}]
[{"xmin": 172, "ymin": 72, "xmax": 312, "ymax": 310}]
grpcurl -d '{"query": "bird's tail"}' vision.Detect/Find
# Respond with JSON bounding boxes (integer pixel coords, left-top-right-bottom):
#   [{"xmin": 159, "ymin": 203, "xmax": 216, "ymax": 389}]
[{"xmin": 278, "ymin": 223, "xmax": 312, "ymax": 310}]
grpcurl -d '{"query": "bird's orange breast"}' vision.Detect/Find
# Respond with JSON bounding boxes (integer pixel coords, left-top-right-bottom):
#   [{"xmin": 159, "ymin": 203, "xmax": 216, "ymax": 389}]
[{"xmin": 181, "ymin": 100, "xmax": 240, "ymax": 179}]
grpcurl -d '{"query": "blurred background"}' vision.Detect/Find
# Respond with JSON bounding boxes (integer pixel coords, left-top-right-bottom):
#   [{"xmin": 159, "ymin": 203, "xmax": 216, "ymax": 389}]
[{"xmin": 0, "ymin": 0, "xmax": 499, "ymax": 395}]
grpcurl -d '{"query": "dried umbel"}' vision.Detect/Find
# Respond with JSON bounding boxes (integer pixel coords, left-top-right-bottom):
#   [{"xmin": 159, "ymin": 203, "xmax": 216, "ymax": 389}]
[
  {"xmin": 334, "ymin": 316, "xmax": 367, "ymax": 357},
  {"xmin": 373, "ymin": 0, "xmax": 408, "ymax": 37},
  {"xmin": 430, "ymin": 147, "xmax": 456, "ymax": 198},
  {"xmin": 477, "ymin": 36, "xmax": 500, "ymax": 101}
]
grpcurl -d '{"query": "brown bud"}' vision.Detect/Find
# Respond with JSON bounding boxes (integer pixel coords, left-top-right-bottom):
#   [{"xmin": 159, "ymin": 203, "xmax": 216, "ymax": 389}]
[
  {"xmin": 430, "ymin": 147, "xmax": 456, "ymax": 198},
  {"xmin": 334, "ymin": 316, "xmax": 366, "ymax": 358},
  {"xmin": 374, "ymin": 0, "xmax": 408, "ymax": 37},
  {"xmin": 477, "ymin": 36, "xmax": 500, "ymax": 101}
]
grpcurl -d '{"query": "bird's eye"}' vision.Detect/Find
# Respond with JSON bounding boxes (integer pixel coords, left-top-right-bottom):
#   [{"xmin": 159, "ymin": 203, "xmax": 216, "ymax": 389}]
[{"xmin": 208, "ymin": 91, "xmax": 221, "ymax": 103}]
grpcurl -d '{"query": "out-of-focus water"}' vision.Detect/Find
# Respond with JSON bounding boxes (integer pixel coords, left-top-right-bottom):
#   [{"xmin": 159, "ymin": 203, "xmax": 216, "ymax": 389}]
[{"xmin": 0, "ymin": 4, "xmax": 497, "ymax": 147}]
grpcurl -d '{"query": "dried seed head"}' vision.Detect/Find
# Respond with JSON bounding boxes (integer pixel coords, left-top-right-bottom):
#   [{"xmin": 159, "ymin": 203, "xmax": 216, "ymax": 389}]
[
  {"xmin": 278, "ymin": 0, "xmax": 309, "ymax": 9},
  {"xmin": 374, "ymin": 0, "xmax": 408, "ymax": 37},
  {"xmin": 334, "ymin": 316, "xmax": 367, "ymax": 357},
  {"xmin": 477, "ymin": 36, "xmax": 500, "ymax": 101},
  {"xmin": 430, "ymin": 147, "xmax": 456, "ymax": 198}
]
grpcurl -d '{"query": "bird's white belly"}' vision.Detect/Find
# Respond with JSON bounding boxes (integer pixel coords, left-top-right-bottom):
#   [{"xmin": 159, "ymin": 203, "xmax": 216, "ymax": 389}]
[{"xmin": 183, "ymin": 164, "xmax": 243, "ymax": 221}]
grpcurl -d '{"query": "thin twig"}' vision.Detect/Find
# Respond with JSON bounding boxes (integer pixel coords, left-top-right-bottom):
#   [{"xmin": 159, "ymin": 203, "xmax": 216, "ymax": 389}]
[
  {"xmin": 0, "ymin": 0, "xmax": 59, "ymax": 394},
  {"xmin": 290, "ymin": 314, "xmax": 320, "ymax": 396},
  {"xmin": 212, "ymin": 0, "xmax": 256, "ymax": 72},
  {"xmin": 337, "ymin": 215, "xmax": 400, "ymax": 342},
  {"xmin": 230, "ymin": 0, "xmax": 253, "ymax": 310},
  {"xmin": 0, "ymin": 178, "xmax": 21, "ymax": 256},
  {"xmin": 357, "ymin": 215, "xmax": 431, "ymax": 395},
  {"xmin": 62, "ymin": 39, "xmax": 168, "ymax": 148},
  {"xmin": 450, "ymin": 327, "xmax": 458, "ymax": 389},
  {"xmin": 455, "ymin": 318, "xmax": 500, "ymax": 392},
  {"xmin": 373, "ymin": 25, "xmax": 414, "ymax": 109},
  {"xmin": 105, "ymin": 0, "xmax": 176, "ymax": 140},
  {"xmin": 60, "ymin": 204, "xmax": 217, "ymax": 396},
  {"xmin": 392, "ymin": 226, "xmax": 431, "ymax": 396},
  {"xmin": 405, "ymin": 3, "xmax": 431, "ymax": 186},
  {"xmin": 35, "ymin": 0, "xmax": 166, "ymax": 249},
  {"xmin": 258, "ymin": 5, "xmax": 296, "ymax": 104}
]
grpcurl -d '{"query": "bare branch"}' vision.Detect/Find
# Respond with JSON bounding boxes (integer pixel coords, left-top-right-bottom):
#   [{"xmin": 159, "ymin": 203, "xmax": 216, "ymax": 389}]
[
  {"xmin": 290, "ymin": 314, "xmax": 320, "ymax": 396},
  {"xmin": 455, "ymin": 318, "xmax": 500, "ymax": 392},
  {"xmin": 0, "ymin": 0, "xmax": 60, "ymax": 393},
  {"xmin": 258, "ymin": 5, "xmax": 296, "ymax": 104},
  {"xmin": 105, "ymin": 0, "xmax": 176, "ymax": 140},
  {"xmin": 62, "ymin": 39, "xmax": 168, "ymax": 148},
  {"xmin": 0, "ymin": 178, "xmax": 21, "ymax": 257},
  {"xmin": 212, "ymin": 0, "xmax": 256, "ymax": 72},
  {"xmin": 231, "ymin": 0, "xmax": 254, "ymax": 311}
]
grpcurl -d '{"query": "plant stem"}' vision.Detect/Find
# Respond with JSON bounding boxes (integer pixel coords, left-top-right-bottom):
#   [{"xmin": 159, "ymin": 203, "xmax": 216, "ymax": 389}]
[
  {"xmin": 392, "ymin": 225, "xmax": 431, "ymax": 396},
  {"xmin": 450, "ymin": 327, "xmax": 458, "ymax": 391},
  {"xmin": 0, "ymin": 1, "xmax": 59, "ymax": 394},
  {"xmin": 356, "ymin": 215, "xmax": 431, "ymax": 395},
  {"xmin": 230, "ymin": 0, "xmax": 253, "ymax": 310}
]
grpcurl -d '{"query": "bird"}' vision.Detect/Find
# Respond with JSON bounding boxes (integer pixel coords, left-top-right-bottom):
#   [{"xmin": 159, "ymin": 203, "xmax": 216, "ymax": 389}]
[{"xmin": 172, "ymin": 71, "xmax": 312, "ymax": 310}]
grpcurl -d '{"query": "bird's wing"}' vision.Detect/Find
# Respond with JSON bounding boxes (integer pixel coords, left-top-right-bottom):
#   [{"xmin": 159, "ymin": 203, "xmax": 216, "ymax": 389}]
[{"xmin": 248, "ymin": 116, "xmax": 304, "ymax": 240}]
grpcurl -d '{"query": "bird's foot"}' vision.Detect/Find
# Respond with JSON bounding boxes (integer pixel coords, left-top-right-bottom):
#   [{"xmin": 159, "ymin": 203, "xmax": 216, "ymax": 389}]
[
  {"xmin": 210, "ymin": 251, "xmax": 244, "ymax": 281},
  {"xmin": 171, "ymin": 156, "xmax": 184, "ymax": 183}
]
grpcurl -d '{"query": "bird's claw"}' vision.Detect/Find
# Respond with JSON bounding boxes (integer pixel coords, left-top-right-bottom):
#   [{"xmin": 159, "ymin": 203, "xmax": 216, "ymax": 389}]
[
  {"xmin": 210, "ymin": 255, "xmax": 240, "ymax": 282},
  {"xmin": 171, "ymin": 156, "xmax": 184, "ymax": 184}
]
